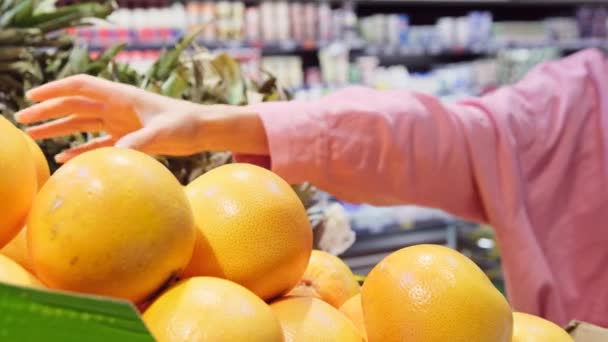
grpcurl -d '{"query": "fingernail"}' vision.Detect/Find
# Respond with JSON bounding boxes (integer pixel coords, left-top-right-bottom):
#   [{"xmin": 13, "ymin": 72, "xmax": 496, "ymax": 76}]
[
  {"xmin": 14, "ymin": 112, "xmax": 27, "ymax": 123},
  {"xmin": 115, "ymin": 137, "xmax": 133, "ymax": 149},
  {"xmin": 55, "ymin": 153, "xmax": 66, "ymax": 164}
]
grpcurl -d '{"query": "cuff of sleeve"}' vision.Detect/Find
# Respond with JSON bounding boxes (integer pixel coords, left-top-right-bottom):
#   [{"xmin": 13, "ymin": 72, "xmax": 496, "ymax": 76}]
[{"xmin": 245, "ymin": 100, "xmax": 325, "ymax": 185}]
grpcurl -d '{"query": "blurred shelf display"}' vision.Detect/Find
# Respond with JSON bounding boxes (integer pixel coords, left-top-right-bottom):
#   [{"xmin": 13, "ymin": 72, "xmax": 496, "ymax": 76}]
[
  {"xmin": 71, "ymin": 1, "xmax": 608, "ymax": 93},
  {"xmin": 339, "ymin": 204, "xmax": 503, "ymax": 289},
  {"xmin": 57, "ymin": 0, "xmax": 608, "ymax": 7}
]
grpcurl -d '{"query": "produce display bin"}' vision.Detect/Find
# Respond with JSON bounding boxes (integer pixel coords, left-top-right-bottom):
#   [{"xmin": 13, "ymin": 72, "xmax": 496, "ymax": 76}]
[{"xmin": 0, "ymin": 282, "xmax": 154, "ymax": 341}]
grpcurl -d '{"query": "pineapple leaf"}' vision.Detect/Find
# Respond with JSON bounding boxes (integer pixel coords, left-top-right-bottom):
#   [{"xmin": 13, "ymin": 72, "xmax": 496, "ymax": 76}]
[
  {"xmin": 209, "ymin": 53, "xmax": 246, "ymax": 105},
  {"xmin": 12, "ymin": 0, "xmax": 35, "ymax": 26},
  {"xmin": 32, "ymin": 2, "xmax": 114, "ymax": 33},
  {"xmin": 0, "ymin": 28, "xmax": 41, "ymax": 45},
  {"xmin": 143, "ymin": 27, "xmax": 203, "ymax": 86},
  {"xmin": 26, "ymin": 2, "xmax": 113, "ymax": 25},
  {"xmin": 161, "ymin": 68, "xmax": 189, "ymax": 98},
  {"xmin": 33, "ymin": 0, "xmax": 58, "ymax": 15},
  {"xmin": 57, "ymin": 45, "xmax": 90, "ymax": 79},
  {"xmin": 0, "ymin": 0, "xmax": 33, "ymax": 28},
  {"xmin": 85, "ymin": 42, "xmax": 125, "ymax": 75},
  {"xmin": 0, "ymin": 0, "xmax": 34, "ymax": 28}
]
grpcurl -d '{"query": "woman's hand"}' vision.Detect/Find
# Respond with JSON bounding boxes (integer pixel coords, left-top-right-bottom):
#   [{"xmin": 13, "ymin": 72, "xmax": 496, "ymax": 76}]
[{"xmin": 15, "ymin": 74, "xmax": 268, "ymax": 163}]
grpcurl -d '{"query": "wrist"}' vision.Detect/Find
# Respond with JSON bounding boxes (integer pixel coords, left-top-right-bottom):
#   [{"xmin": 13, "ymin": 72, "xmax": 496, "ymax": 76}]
[{"xmin": 197, "ymin": 105, "xmax": 269, "ymax": 155}]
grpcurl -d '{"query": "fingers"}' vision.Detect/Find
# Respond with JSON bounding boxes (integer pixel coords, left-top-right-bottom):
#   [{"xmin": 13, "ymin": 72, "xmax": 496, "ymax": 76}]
[
  {"xmin": 15, "ymin": 96, "xmax": 106, "ymax": 124},
  {"xmin": 26, "ymin": 116, "xmax": 104, "ymax": 140},
  {"xmin": 55, "ymin": 135, "xmax": 116, "ymax": 164},
  {"xmin": 115, "ymin": 126, "xmax": 159, "ymax": 150},
  {"xmin": 26, "ymin": 74, "xmax": 136, "ymax": 102}
]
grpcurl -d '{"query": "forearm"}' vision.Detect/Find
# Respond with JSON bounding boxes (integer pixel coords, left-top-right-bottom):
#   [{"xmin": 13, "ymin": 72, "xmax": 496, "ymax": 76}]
[{"xmin": 245, "ymin": 87, "xmax": 487, "ymax": 222}]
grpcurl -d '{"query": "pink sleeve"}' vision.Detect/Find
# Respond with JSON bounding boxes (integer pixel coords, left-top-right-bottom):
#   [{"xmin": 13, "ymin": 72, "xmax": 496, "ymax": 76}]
[
  {"xmin": 245, "ymin": 49, "xmax": 608, "ymax": 324},
  {"xmin": 245, "ymin": 49, "xmax": 608, "ymax": 224}
]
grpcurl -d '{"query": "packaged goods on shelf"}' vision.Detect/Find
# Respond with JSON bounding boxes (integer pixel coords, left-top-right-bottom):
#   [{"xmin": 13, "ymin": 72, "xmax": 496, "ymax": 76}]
[
  {"xmin": 76, "ymin": 2, "xmax": 605, "ymax": 60},
  {"xmin": 495, "ymin": 47, "xmax": 560, "ymax": 85},
  {"xmin": 70, "ymin": 2, "xmax": 607, "ymax": 104},
  {"xmin": 77, "ymin": 1, "xmax": 361, "ymax": 50},
  {"xmin": 577, "ymin": 5, "xmax": 608, "ymax": 39},
  {"xmin": 318, "ymin": 43, "xmax": 351, "ymax": 86},
  {"xmin": 261, "ymin": 56, "xmax": 304, "ymax": 89}
]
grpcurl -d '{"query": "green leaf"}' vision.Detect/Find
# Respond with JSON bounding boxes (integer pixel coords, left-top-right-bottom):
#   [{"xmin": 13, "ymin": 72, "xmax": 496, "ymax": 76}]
[
  {"xmin": 161, "ymin": 69, "xmax": 188, "ymax": 98},
  {"xmin": 25, "ymin": 2, "xmax": 114, "ymax": 32},
  {"xmin": 0, "ymin": 0, "xmax": 34, "ymax": 28},
  {"xmin": 12, "ymin": 0, "xmax": 35, "ymax": 26},
  {"xmin": 143, "ymin": 27, "xmax": 202, "ymax": 86},
  {"xmin": 33, "ymin": 0, "xmax": 57, "ymax": 15},
  {"xmin": 57, "ymin": 45, "xmax": 90, "ymax": 79},
  {"xmin": 111, "ymin": 63, "xmax": 142, "ymax": 86},
  {"xmin": 0, "ymin": 28, "xmax": 40, "ymax": 45},
  {"xmin": 209, "ymin": 53, "xmax": 246, "ymax": 105},
  {"xmin": 0, "ymin": 282, "xmax": 155, "ymax": 341},
  {"xmin": 85, "ymin": 42, "xmax": 125, "ymax": 75},
  {"xmin": 1, "ymin": 0, "xmax": 17, "ymax": 14}
]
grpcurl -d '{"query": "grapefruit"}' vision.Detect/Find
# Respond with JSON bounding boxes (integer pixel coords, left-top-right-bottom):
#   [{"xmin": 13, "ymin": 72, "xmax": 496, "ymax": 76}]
[
  {"xmin": 0, "ymin": 254, "xmax": 42, "ymax": 288},
  {"xmin": 288, "ymin": 250, "xmax": 360, "ymax": 308},
  {"xmin": 512, "ymin": 312, "xmax": 573, "ymax": 342},
  {"xmin": 0, "ymin": 228, "xmax": 32, "ymax": 272},
  {"xmin": 0, "ymin": 117, "xmax": 37, "ymax": 248},
  {"xmin": 27, "ymin": 147, "xmax": 195, "ymax": 303},
  {"xmin": 1, "ymin": 135, "xmax": 49, "ymax": 273},
  {"xmin": 340, "ymin": 294, "xmax": 367, "ymax": 340},
  {"xmin": 362, "ymin": 244, "xmax": 513, "ymax": 342},
  {"xmin": 183, "ymin": 163, "xmax": 312, "ymax": 300},
  {"xmin": 271, "ymin": 296, "xmax": 363, "ymax": 342},
  {"xmin": 21, "ymin": 131, "xmax": 50, "ymax": 189},
  {"xmin": 143, "ymin": 277, "xmax": 283, "ymax": 342}
]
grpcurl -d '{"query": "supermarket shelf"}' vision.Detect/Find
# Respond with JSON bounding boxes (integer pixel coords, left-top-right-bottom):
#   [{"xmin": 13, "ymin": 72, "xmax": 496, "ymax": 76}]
[
  {"xmin": 86, "ymin": 0, "xmax": 608, "ymax": 6},
  {"xmin": 87, "ymin": 36, "xmax": 608, "ymax": 51},
  {"xmin": 341, "ymin": 220, "xmax": 472, "ymax": 275},
  {"xmin": 355, "ymin": 0, "xmax": 608, "ymax": 4},
  {"xmin": 354, "ymin": 39, "xmax": 608, "ymax": 68},
  {"xmin": 87, "ymin": 41, "xmax": 327, "ymax": 54}
]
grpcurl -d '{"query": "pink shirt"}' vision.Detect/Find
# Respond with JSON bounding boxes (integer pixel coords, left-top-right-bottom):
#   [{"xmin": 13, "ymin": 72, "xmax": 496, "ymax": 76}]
[{"xmin": 243, "ymin": 49, "xmax": 608, "ymax": 327}]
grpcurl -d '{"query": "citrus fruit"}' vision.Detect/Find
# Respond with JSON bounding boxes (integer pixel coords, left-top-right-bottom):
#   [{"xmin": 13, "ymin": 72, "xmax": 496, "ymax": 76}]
[
  {"xmin": 21, "ymin": 131, "xmax": 50, "ymax": 189},
  {"xmin": 340, "ymin": 294, "xmax": 367, "ymax": 340},
  {"xmin": 0, "ymin": 254, "xmax": 43, "ymax": 288},
  {"xmin": 0, "ymin": 117, "xmax": 37, "ymax": 248},
  {"xmin": 0, "ymin": 228, "xmax": 32, "ymax": 272},
  {"xmin": 27, "ymin": 147, "xmax": 195, "ymax": 303},
  {"xmin": 362, "ymin": 244, "xmax": 513, "ymax": 342},
  {"xmin": 143, "ymin": 277, "xmax": 283, "ymax": 342},
  {"xmin": 288, "ymin": 250, "xmax": 360, "ymax": 308},
  {"xmin": 1, "ymin": 134, "xmax": 49, "ymax": 272},
  {"xmin": 271, "ymin": 296, "xmax": 363, "ymax": 342},
  {"xmin": 512, "ymin": 312, "xmax": 573, "ymax": 342},
  {"xmin": 183, "ymin": 163, "xmax": 312, "ymax": 300}
]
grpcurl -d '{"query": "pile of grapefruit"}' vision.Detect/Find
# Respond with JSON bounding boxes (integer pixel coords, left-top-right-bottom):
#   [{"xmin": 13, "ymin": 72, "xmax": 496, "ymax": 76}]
[{"xmin": 0, "ymin": 117, "xmax": 572, "ymax": 342}]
